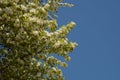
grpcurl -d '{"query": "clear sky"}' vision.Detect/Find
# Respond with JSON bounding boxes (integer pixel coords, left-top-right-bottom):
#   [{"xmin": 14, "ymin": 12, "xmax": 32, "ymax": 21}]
[{"xmin": 57, "ymin": 0, "xmax": 120, "ymax": 80}]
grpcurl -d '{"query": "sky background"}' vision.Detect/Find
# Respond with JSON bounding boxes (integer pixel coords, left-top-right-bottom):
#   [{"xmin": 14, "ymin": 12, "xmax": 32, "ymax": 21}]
[{"xmin": 57, "ymin": 0, "xmax": 120, "ymax": 80}]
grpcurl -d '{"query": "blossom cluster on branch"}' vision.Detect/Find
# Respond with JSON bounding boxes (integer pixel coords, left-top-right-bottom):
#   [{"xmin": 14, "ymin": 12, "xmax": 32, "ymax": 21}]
[{"xmin": 0, "ymin": 0, "xmax": 77, "ymax": 80}]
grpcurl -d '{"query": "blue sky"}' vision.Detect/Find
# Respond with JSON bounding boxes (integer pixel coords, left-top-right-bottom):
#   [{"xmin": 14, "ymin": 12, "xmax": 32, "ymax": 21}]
[{"xmin": 57, "ymin": 0, "xmax": 120, "ymax": 80}]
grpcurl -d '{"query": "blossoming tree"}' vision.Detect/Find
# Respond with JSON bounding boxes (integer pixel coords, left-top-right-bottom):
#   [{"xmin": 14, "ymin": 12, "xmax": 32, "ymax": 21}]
[{"xmin": 0, "ymin": 0, "xmax": 77, "ymax": 80}]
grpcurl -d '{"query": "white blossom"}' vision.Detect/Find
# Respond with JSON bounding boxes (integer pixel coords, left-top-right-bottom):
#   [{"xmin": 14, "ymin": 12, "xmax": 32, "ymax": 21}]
[
  {"xmin": 20, "ymin": 5, "xmax": 27, "ymax": 10},
  {"xmin": 32, "ymin": 31, "xmax": 39, "ymax": 35},
  {"xmin": 36, "ymin": 62, "xmax": 41, "ymax": 66},
  {"xmin": 30, "ymin": 9, "xmax": 37, "ymax": 13},
  {"xmin": 54, "ymin": 41, "xmax": 61, "ymax": 47}
]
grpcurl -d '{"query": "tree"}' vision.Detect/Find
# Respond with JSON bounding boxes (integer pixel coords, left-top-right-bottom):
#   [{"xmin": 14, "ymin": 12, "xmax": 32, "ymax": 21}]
[{"xmin": 0, "ymin": 0, "xmax": 77, "ymax": 80}]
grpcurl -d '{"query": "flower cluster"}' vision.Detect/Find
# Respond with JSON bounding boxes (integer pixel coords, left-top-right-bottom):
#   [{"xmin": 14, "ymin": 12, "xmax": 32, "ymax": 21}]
[{"xmin": 0, "ymin": 0, "xmax": 78, "ymax": 80}]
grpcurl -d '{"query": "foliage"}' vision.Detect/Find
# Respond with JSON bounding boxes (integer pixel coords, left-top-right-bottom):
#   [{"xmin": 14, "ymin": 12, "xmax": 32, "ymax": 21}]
[{"xmin": 0, "ymin": 0, "xmax": 77, "ymax": 80}]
